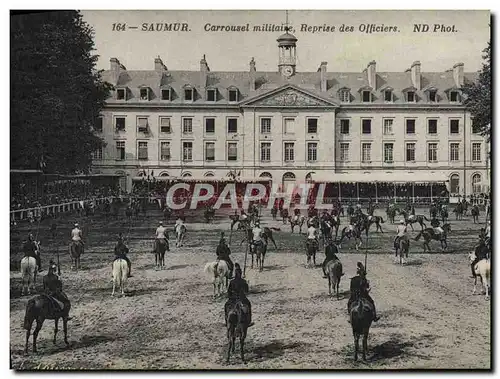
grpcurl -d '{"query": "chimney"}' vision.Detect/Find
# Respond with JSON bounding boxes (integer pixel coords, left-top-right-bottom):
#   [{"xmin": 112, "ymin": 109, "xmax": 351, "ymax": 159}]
[
  {"xmin": 249, "ymin": 57, "xmax": 256, "ymax": 92},
  {"xmin": 200, "ymin": 54, "xmax": 209, "ymax": 91},
  {"xmin": 318, "ymin": 61, "xmax": 327, "ymax": 92},
  {"xmin": 367, "ymin": 60, "xmax": 376, "ymax": 89},
  {"xmin": 154, "ymin": 56, "xmax": 167, "ymax": 72},
  {"xmin": 110, "ymin": 57, "xmax": 124, "ymax": 84},
  {"xmin": 453, "ymin": 62, "xmax": 464, "ymax": 87},
  {"xmin": 410, "ymin": 61, "xmax": 421, "ymax": 90}
]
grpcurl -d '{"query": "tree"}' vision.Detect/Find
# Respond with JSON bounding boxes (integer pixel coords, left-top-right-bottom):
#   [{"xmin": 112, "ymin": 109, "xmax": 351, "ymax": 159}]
[
  {"xmin": 10, "ymin": 11, "xmax": 112, "ymax": 173},
  {"xmin": 462, "ymin": 41, "xmax": 491, "ymax": 142}
]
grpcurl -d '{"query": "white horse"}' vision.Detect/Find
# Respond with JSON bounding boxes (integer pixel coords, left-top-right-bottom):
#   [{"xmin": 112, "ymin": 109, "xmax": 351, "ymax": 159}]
[
  {"xmin": 175, "ymin": 224, "xmax": 187, "ymax": 247},
  {"xmin": 204, "ymin": 260, "xmax": 229, "ymax": 298},
  {"xmin": 20, "ymin": 256, "xmax": 37, "ymax": 296},
  {"xmin": 112, "ymin": 258, "xmax": 128, "ymax": 296},
  {"xmin": 469, "ymin": 251, "xmax": 491, "ymax": 300}
]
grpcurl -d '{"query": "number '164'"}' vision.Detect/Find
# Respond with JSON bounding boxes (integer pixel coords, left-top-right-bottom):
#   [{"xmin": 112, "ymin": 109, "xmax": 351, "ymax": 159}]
[{"xmin": 112, "ymin": 23, "xmax": 126, "ymax": 31}]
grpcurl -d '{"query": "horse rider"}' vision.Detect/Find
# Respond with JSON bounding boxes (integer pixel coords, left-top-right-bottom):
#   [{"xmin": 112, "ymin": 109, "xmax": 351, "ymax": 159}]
[
  {"xmin": 306, "ymin": 221, "xmax": 319, "ymax": 253},
  {"xmin": 175, "ymin": 216, "xmax": 185, "ymax": 230},
  {"xmin": 394, "ymin": 219, "xmax": 407, "ymax": 250},
  {"xmin": 23, "ymin": 233, "xmax": 42, "ymax": 272},
  {"xmin": 44, "ymin": 259, "xmax": 72, "ymax": 319},
  {"xmin": 71, "ymin": 222, "xmax": 84, "ymax": 252},
  {"xmin": 322, "ymin": 241, "xmax": 343, "ymax": 279},
  {"xmin": 348, "ymin": 262, "xmax": 380, "ymax": 322},
  {"xmin": 155, "ymin": 221, "xmax": 169, "ymax": 251},
  {"xmin": 216, "ymin": 232, "xmax": 234, "ymax": 279},
  {"xmin": 252, "ymin": 221, "xmax": 265, "ymax": 251},
  {"xmin": 485, "ymin": 220, "xmax": 491, "ymax": 247},
  {"xmin": 224, "ymin": 263, "xmax": 254, "ymax": 327},
  {"xmin": 432, "ymin": 218, "xmax": 444, "ymax": 236},
  {"xmin": 240, "ymin": 210, "xmax": 249, "ymax": 224},
  {"xmin": 470, "ymin": 235, "xmax": 489, "ymax": 279},
  {"xmin": 114, "ymin": 233, "xmax": 132, "ymax": 277}
]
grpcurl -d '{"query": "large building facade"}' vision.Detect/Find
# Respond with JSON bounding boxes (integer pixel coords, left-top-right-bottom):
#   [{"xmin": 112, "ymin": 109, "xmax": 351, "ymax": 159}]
[{"xmin": 93, "ymin": 30, "xmax": 489, "ymax": 197}]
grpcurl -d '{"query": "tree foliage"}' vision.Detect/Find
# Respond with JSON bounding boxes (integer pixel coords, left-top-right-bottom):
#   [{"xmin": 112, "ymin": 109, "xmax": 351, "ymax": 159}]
[
  {"xmin": 462, "ymin": 41, "xmax": 491, "ymax": 142},
  {"xmin": 11, "ymin": 11, "xmax": 112, "ymax": 173}
]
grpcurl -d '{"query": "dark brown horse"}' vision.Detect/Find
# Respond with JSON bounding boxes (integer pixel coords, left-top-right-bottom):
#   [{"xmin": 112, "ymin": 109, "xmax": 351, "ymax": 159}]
[
  {"xmin": 305, "ymin": 239, "xmax": 318, "ymax": 268},
  {"xmin": 471, "ymin": 205, "xmax": 480, "ymax": 224},
  {"xmin": 399, "ymin": 210, "xmax": 430, "ymax": 231},
  {"xmin": 325, "ymin": 258, "xmax": 343, "ymax": 298},
  {"xmin": 414, "ymin": 223, "xmax": 451, "ymax": 252},
  {"xmin": 226, "ymin": 301, "xmax": 250, "ymax": 364},
  {"xmin": 349, "ymin": 296, "xmax": 374, "ymax": 361},
  {"xmin": 394, "ymin": 234, "xmax": 410, "ymax": 265},
  {"xmin": 69, "ymin": 241, "xmax": 83, "ymax": 271}
]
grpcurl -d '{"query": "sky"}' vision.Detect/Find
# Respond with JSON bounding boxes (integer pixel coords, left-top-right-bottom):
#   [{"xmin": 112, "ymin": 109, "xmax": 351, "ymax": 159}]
[{"xmin": 81, "ymin": 10, "xmax": 490, "ymax": 73}]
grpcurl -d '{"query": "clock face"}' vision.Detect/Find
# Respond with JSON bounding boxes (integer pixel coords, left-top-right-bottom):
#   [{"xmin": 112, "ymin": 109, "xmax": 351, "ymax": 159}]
[{"xmin": 283, "ymin": 66, "xmax": 293, "ymax": 77}]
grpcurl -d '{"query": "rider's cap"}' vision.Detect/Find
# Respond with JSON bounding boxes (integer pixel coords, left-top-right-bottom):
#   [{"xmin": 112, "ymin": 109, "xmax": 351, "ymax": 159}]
[
  {"xmin": 159, "ymin": 221, "xmax": 163, "ymax": 225},
  {"xmin": 74, "ymin": 223, "xmax": 79, "ymax": 227},
  {"xmin": 400, "ymin": 219, "xmax": 405, "ymax": 224}
]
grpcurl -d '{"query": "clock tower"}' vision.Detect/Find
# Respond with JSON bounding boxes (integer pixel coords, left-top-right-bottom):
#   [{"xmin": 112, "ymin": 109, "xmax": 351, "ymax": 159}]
[{"xmin": 277, "ymin": 24, "xmax": 297, "ymax": 78}]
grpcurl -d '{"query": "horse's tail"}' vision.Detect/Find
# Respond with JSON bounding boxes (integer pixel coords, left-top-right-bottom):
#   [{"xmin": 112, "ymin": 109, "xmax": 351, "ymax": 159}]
[
  {"xmin": 414, "ymin": 231, "xmax": 423, "ymax": 241},
  {"xmin": 204, "ymin": 262, "xmax": 215, "ymax": 276},
  {"xmin": 227, "ymin": 309, "xmax": 238, "ymax": 327},
  {"xmin": 379, "ymin": 217, "xmax": 385, "ymax": 224},
  {"xmin": 423, "ymin": 215, "xmax": 431, "ymax": 221},
  {"xmin": 24, "ymin": 298, "xmax": 36, "ymax": 330}
]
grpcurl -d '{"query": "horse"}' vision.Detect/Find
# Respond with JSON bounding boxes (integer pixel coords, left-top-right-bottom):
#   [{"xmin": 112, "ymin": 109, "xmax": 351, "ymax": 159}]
[
  {"xmin": 440, "ymin": 206, "xmax": 449, "ymax": 224},
  {"xmin": 112, "ymin": 258, "xmax": 129, "ymax": 296},
  {"xmin": 305, "ymin": 239, "xmax": 317, "ymax": 268},
  {"xmin": 349, "ymin": 295, "xmax": 375, "ymax": 361},
  {"xmin": 204, "ymin": 260, "xmax": 229, "ymax": 298},
  {"xmin": 271, "ymin": 206, "xmax": 278, "ymax": 220},
  {"xmin": 319, "ymin": 219, "xmax": 333, "ymax": 247},
  {"xmin": 471, "ymin": 205, "xmax": 480, "ymax": 224},
  {"xmin": 204, "ymin": 206, "xmax": 215, "ymax": 223},
  {"xmin": 20, "ymin": 256, "xmax": 38, "ymax": 296},
  {"xmin": 175, "ymin": 224, "xmax": 187, "ymax": 247},
  {"xmin": 154, "ymin": 238, "xmax": 168, "ymax": 270},
  {"xmin": 23, "ymin": 263, "xmax": 70, "ymax": 354},
  {"xmin": 279, "ymin": 208, "xmax": 289, "ymax": 224},
  {"xmin": 386, "ymin": 206, "xmax": 400, "ymax": 224},
  {"xmin": 453, "ymin": 203, "xmax": 464, "ymax": 221},
  {"xmin": 288, "ymin": 215, "xmax": 305, "ymax": 234},
  {"xmin": 429, "ymin": 204, "xmax": 438, "ymax": 219},
  {"xmin": 241, "ymin": 227, "xmax": 278, "ymax": 253},
  {"xmin": 394, "ymin": 234, "xmax": 410, "ymax": 265},
  {"xmin": 338, "ymin": 225, "xmax": 363, "ymax": 251},
  {"xmin": 325, "ymin": 258, "xmax": 343, "ymax": 299},
  {"xmin": 365, "ymin": 214, "xmax": 385, "ymax": 233},
  {"xmin": 226, "ymin": 300, "xmax": 250, "ymax": 364},
  {"xmin": 399, "ymin": 210, "xmax": 430, "ymax": 231},
  {"xmin": 253, "ymin": 241, "xmax": 267, "ymax": 272},
  {"xmin": 69, "ymin": 241, "xmax": 83, "ymax": 271},
  {"xmin": 414, "ymin": 223, "xmax": 451, "ymax": 252},
  {"xmin": 468, "ymin": 251, "xmax": 490, "ymax": 300}
]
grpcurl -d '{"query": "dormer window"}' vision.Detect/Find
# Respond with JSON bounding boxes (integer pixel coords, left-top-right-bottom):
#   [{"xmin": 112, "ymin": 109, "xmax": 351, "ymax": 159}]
[
  {"xmin": 161, "ymin": 88, "xmax": 172, "ymax": 101},
  {"xmin": 384, "ymin": 89, "xmax": 393, "ymax": 102},
  {"xmin": 207, "ymin": 88, "xmax": 217, "ymax": 102},
  {"xmin": 184, "ymin": 86, "xmax": 194, "ymax": 101},
  {"xmin": 450, "ymin": 91, "xmax": 460, "ymax": 102},
  {"xmin": 429, "ymin": 90, "xmax": 437, "ymax": 102},
  {"xmin": 339, "ymin": 89, "xmax": 350, "ymax": 103},
  {"xmin": 406, "ymin": 91, "xmax": 415, "ymax": 103},
  {"xmin": 116, "ymin": 88, "xmax": 126, "ymax": 100},
  {"xmin": 140, "ymin": 88, "xmax": 150, "ymax": 101},
  {"xmin": 228, "ymin": 88, "xmax": 238, "ymax": 102},
  {"xmin": 362, "ymin": 90, "xmax": 372, "ymax": 103}
]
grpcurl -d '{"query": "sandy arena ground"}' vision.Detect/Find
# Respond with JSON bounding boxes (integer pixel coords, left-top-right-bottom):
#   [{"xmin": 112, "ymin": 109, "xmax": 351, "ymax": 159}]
[{"xmin": 10, "ymin": 205, "xmax": 491, "ymax": 369}]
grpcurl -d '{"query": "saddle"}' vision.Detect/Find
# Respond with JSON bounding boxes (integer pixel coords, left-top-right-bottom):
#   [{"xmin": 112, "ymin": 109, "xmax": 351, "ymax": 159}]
[{"xmin": 44, "ymin": 294, "xmax": 65, "ymax": 313}]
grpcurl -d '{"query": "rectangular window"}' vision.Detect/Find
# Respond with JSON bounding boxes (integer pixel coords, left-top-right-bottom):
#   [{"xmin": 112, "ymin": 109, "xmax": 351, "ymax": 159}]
[
  {"xmin": 450, "ymin": 119, "xmax": 460, "ymax": 134},
  {"xmin": 406, "ymin": 143, "xmax": 415, "ymax": 162},
  {"xmin": 205, "ymin": 118, "xmax": 215, "ymax": 134},
  {"xmin": 407, "ymin": 91, "xmax": 415, "ymax": 102},
  {"xmin": 160, "ymin": 117, "xmax": 171, "ymax": 133},
  {"xmin": 227, "ymin": 142, "xmax": 237, "ymax": 161},
  {"xmin": 450, "ymin": 143, "xmax": 460, "ymax": 162},
  {"xmin": 307, "ymin": 142, "xmax": 317, "ymax": 162},
  {"xmin": 260, "ymin": 142, "xmax": 271, "ymax": 162},
  {"xmin": 450, "ymin": 91, "xmax": 460, "ymax": 102},
  {"xmin": 228, "ymin": 89, "xmax": 238, "ymax": 102},
  {"xmin": 429, "ymin": 90, "xmax": 437, "ymax": 102},
  {"xmin": 340, "ymin": 143, "xmax": 349, "ymax": 162},
  {"xmin": 383, "ymin": 119, "xmax": 393, "ymax": 135},
  {"xmin": 140, "ymin": 88, "xmax": 149, "ymax": 101},
  {"xmin": 205, "ymin": 142, "xmax": 215, "ymax": 161},
  {"xmin": 116, "ymin": 141, "xmax": 125, "ymax": 160},
  {"xmin": 116, "ymin": 88, "xmax": 126, "ymax": 100},
  {"xmin": 182, "ymin": 118, "xmax": 193, "ymax": 133},
  {"xmin": 183, "ymin": 142, "xmax": 193, "ymax": 161},
  {"xmin": 160, "ymin": 141, "xmax": 171, "ymax": 161},
  {"xmin": 406, "ymin": 119, "xmax": 416, "ymax": 134},
  {"xmin": 428, "ymin": 119, "xmax": 438, "ymax": 134},
  {"xmin": 115, "ymin": 117, "xmax": 126, "ymax": 132},
  {"xmin": 340, "ymin": 119, "xmax": 350, "ymax": 134},
  {"xmin": 362, "ymin": 91, "xmax": 371, "ymax": 103},
  {"xmin": 384, "ymin": 90, "xmax": 393, "ymax": 102},
  {"xmin": 284, "ymin": 118, "xmax": 295, "ymax": 134},
  {"xmin": 227, "ymin": 118, "xmax": 238, "ymax": 134},
  {"xmin": 307, "ymin": 118, "xmax": 318, "ymax": 134},
  {"xmin": 428, "ymin": 143, "xmax": 438, "ymax": 163},
  {"xmin": 384, "ymin": 143, "xmax": 394, "ymax": 163},
  {"xmin": 94, "ymin": 117, "xmax": 103, "ymax": 133},
  {"xmin": 138, "ymin": 141, "xmax": 148, "ymax": 160},
  {"xmin": 362, "ymin": 119, "xmax": 371, "ymax": 134},
  {"xmin": 472, "ymin": 143, "xmax": 481, "ymax": 162},
  {"xmin": 284, "ymin": 142, "xmax": 295, "ymax": 162},
  {"xmin": 137, "ymin": 117, "xmax": 149, "ymax": 133},
  {"xmin": 260, "ymin": 118, "xmax": 271, "ymax": 134},
  {"xmin": 161, "ymin": 88, "xmax": 171, "ymax": 101},
  {"xmin": 207, "ymin": 89, "xmax": 216, "ymax": 102},
  {"xmin": 92, "ymin": 147, "xmax": 103, "ymax": 160},
  {"xmin": 361, "ymin": 143, "xmax": 371, "ymax": 163},
  {"xmin": 340, "ymin": 90, "xmax": 350, "ymax": 102},
  {"xmin": 184, "ymin": 88, "xmax": 193, "ymax": 101}
]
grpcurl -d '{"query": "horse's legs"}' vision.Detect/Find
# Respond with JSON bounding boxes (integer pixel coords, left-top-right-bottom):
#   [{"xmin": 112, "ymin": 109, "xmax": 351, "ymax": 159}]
[
  {"xmin": 24, "ymin": 319, "xmax": 33, "ymax": 354},
  {"xmin": 32, "ymin": 318, "xmax": 44, "ymax": 353},
  {"xmin": 472, "ymin": 275, "xmax": 478, "ymax": 295},
  {"xmin": 53, "ymin": 318, "xmax": 59, "ymax": 345},
  {"xmin": 112, "ymin": 277, "xmax": 116, "ymax": 296},
  {"xmin": 240, "ymin": 335, "xmax": 245, "ymax": 363},
  {"xmin": 353, "ymin": 332, "xmax": 359, "ymax": 361},
  {"xmin": 362, "ymin": 332, "xmax": 368, "ymax": 361}
]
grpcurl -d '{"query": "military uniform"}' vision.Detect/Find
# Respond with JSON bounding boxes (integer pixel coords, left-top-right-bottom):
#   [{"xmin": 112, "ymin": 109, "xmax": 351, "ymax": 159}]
[{"xmin": 224, "ymin": 266, "xmax": 253, "ymax": 326}]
